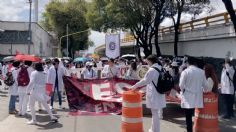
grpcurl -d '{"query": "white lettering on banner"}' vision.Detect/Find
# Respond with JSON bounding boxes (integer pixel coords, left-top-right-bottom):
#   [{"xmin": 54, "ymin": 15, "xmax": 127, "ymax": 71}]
[
  {"xmin": 91, "ymin": 83, "xmax": 111, "ymax": 100},
  {"xmin": 204, "ymin": 98, "xmax": 217, "ymax": 103},
  {"xmin": 195, "ymin": 113, "xmax": 218, "ymax": 119},
  {"xmin": 115, "ymin": 82, "xmax": 132, "ymax": 94},
  {"xmin": 95, "ymin": 104, "xmax": 103, "ymax": 113},
  {"xmin": 95, "ymin": 102, "xmax": 116, "ymax": 112},
  {"xmin": 103, "ymin": 102, "xmax": 115, "ymax": 112}
]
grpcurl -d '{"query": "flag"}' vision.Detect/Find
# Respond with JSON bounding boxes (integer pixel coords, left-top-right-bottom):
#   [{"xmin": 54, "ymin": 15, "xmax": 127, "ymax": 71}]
[{"xmin": 105, "ymin": 34, "xmax": 120, "ymax": 58}]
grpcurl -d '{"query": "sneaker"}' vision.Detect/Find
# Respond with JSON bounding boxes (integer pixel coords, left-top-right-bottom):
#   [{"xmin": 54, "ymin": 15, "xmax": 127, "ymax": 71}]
[
  {"xmin": 9, "ymin": 111, "xmax": 17, "ymax": 114},
  {"xmin": 27, "ymin": 109, "xmax": 31, "ymax": 112},
  {"xmin": 38, "ymin": 109, "xmax": 43, "ymax": 112},
  {"xmin": 27, "ymin": 120, "xmax": 37, "ymax": 125},
  {"xmin": 50, "ymin": 106, "xmax": 54, "ymax": 110},
  {"xmin": 51, "ymin": 116, "xmax": 58, "ymax": 122},
  {"xmin": 222, "ymin": 115, "xmax": 231, "ymax": 119}
]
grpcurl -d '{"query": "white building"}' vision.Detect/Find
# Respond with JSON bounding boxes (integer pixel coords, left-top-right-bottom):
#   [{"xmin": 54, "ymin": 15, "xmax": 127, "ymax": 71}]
[{"xmin": 0, "ymin": 21, "xmax": 58, "ymax": 57}]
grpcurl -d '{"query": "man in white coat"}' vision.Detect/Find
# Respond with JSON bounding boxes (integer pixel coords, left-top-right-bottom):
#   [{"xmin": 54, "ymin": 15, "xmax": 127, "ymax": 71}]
[
  {"xmin": 179, "ymin": 57, "xmax": 209, "ymax": 132},
  {"xmin": 131, "ymin": 55, "xmax": 166, "ymax": 132},
  {"xmin": 220, "ymin": 58, "xmax": 235, "ymax": 119},
  {"xmin": 47, "ymin": 58, "xmax": 65, "ymax": 110},
  {"xmin": 101, "ymin": 58, "xmax": 120, "ymax": 78},
  {"xmin": 81, "ymin": 62, "xmax": 97, "ymax": 79}
]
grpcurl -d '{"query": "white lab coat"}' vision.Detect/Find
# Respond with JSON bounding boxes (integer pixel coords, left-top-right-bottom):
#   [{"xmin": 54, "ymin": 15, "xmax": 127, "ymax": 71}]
[
  {"xmin": 179, "ymin": 65, "xmax": 209, "ymax": 109},
  {"xmin": 132, "ymin": 63, "xmax": 166, "ymax": 110},
  {"xmin": 8, "ymin": 67, "xmax": 18, "ymax": 96},
  {"xmin": 27, "ymin": 71, "xmax": 49, "ymax": 102},
  {"xmin": 47, "ymin": 66, "xmax": 65, "ymax": 91},
  {"xmin": 2, "ymin": 65, "xmax": 8, "ymax": 78},
  {"xmin": 101, "ymin": 65, "xmax": 120, "ymax": 78},
  {"xmin": 81, "ymin": 68, "xmax": 97, "ymax": 79},
  {"xmin": 221, "ymin": 64, "xmax": 235, "ymax": 94},
  {"xmin": 125, "ymin": 68, "xmax": 139, "ymax": 80}
]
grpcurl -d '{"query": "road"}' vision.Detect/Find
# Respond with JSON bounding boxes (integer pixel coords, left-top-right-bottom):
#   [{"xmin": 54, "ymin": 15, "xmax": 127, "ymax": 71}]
[{"xmin": 0, "ymin": 82, "xmax": 235, "ymax": 132}]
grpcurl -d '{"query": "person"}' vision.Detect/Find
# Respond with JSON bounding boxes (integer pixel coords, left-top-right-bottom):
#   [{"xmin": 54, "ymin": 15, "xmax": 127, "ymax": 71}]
[
  {"xmin": 26, "ymin": 62, "xmax": 57, "ymax": 125},
  {"xmin": 220, "ymin": 58, "xmax": 235, "ymax": 119},
  {"xmin": 101, "ymin": 58, "xmax": 120, "ymax": 78},
  {"xmin": 8, "ymin": 61, "xmax": 20, "ymax": 114},
  {"xmin": 179, "ymin": 57, "xmax": 209, "ymax": 132},
  {"xmin": 18, "ymin": 61, "xmax": 34, "ymax": 116},
  {"xmin": 44, "ymin": 59, "xmax": 52, "ymax": 74},
  {"xmin": 125, "ymin": 62, "xmax": 139, "ymax": 80},
  {"xmin": 81, "ymin": 62, "xmax": 97, "ymax": 79},
  {"xmin": 204, "ymin": 64, "xmax": 218, "ymax": 94},
  {"xmin": 130, "ymin": 55, "xmax": 166, "ymax": 132},
  {"xmin": 47, "ymin": 58, "xmax": 65, "ymax": 110}
]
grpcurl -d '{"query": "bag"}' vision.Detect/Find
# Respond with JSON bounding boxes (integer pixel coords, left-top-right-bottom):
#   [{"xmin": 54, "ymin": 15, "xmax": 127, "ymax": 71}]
[
  {"xmin": 17, "ymin": 66, "xmax": 30, "ymax": 86},
  {"xmin": 4, "ymin": 72, "xmax": 15, "ymax": 86},
  {"xmin": 152, "ymin": 67, "xmax": 174, "ymax": 94}
]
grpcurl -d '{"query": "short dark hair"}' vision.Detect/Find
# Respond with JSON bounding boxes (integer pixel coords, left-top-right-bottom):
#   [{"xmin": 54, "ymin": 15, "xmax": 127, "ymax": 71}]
[
  {"xmin": 25, "ymin": 61, "xmax": 32, "ymax": 66},
  {"xmin": 12, "ymin": 61, "xmax": 20, "ymax": 67},
  {"xmin": 109, "ymin": 58, "xmax": 115, "ymax": 63},
  {"xmin": 35, "ymin": 62, "xmax": 44, "ymax": 71},
  {"xmin": 146, "ymin": 54, "xmax": 158, "ymax": 64},
  {"xmin": 187, "ymin": 56, "xmax": 196, "ymax": 65}
]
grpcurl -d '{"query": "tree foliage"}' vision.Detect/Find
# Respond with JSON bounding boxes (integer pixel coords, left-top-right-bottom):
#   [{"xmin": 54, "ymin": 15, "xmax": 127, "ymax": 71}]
[
  {"xmin": 41, "ymin": 0, "xmax": 92, "ymax": 57},
  {"xmin": 222, "ymin": 0, "xmax": 236, "ymax": 33}
]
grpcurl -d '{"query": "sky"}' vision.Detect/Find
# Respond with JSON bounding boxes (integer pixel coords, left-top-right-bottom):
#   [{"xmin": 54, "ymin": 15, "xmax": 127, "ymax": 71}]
[{"xmin": 0, "ymin": 0, "xmax": 236, "ymax": 53}]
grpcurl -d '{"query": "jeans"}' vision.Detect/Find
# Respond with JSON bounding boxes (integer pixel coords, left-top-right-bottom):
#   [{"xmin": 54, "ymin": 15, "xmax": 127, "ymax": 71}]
[
  {"xmin": 50, "ymin": 86, "xmax": 62, "ymax": 107},
  {"xmin": 184, "ymin": 108, "xmax": 194, "ymax": 132},
  {"xmin": 9, "ymin": 95, "xmax": 17, "ymax": 112}
]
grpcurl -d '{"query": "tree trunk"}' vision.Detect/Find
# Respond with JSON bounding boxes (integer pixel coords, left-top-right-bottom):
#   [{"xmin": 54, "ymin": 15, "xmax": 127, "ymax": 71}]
[
  {"xmin": 222, "ymin": 0, "xmax": 236, "ymax": 33},
  {"xmin": 174, "ymin": 3, "xmax": 183, "ymax": 57}
]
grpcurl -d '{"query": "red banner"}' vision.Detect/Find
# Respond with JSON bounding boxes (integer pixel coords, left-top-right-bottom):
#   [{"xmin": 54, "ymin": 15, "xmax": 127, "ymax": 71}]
[{"xmin": 63, "ymin": 76, "xmax": 138, "ymax": 115}]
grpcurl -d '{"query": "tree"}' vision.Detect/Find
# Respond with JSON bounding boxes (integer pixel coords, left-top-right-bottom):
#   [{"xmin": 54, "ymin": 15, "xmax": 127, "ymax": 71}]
[
  {"xmin": 86, "ymin": 0, "xmax": 174, "ymax": 57},
  {"xmin": 222, "ymin": 0, "xmax": 236, "ymax": 33},
  {"xmin": 41, "ymin": 0, "xmax": 93, "ymax": 57},
  {"xmin": 166, "ymin": 0, "xmax": 210, "ymax": 56}
]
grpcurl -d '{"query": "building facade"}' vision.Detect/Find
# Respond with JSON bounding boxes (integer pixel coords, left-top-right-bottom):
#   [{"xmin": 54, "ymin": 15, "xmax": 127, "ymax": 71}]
[{"xmin": 0, "ymin": 21, "xmax": 58, "ymax": 57}]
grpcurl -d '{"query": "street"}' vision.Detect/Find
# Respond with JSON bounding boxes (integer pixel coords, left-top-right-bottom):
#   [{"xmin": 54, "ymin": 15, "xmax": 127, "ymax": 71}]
[{"xmin": 0, "ymin": 84, "xmax": 235, "ymax": 132}]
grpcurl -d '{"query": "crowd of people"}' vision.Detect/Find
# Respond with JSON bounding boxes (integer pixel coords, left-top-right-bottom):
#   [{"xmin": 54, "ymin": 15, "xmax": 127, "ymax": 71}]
[{"xmin": 0, "ymin": 55, "xmax": 235, "ymax": 132}]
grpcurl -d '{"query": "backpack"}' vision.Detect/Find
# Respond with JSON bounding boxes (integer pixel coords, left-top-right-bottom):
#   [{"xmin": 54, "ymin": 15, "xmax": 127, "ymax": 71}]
[
  {"xmin": 4, "ymin": 72, "xmax": 15, "ymax": 86},
  {"xmin": 17, "ymin": 66, "xmax": 30, "ymax": 87},
  {"xmin": 151, "ymin": 67, "xmax": 174, "ymax": 94}
]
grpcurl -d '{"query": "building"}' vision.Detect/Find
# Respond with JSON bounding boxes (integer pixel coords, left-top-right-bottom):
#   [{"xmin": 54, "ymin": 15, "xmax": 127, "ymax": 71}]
[{"xmin": 0, "ymin": 21, "xmax": 58, "ymax": 57}]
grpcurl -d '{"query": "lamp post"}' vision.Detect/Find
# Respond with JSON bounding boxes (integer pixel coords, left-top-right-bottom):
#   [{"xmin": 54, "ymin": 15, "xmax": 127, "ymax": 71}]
[
  {"xmin": 28, "ymin": 0, "xmax": 32, "ymax": 54},
  {"xmin": 58, "ymin": 29, "xmax": 90, "ymax": 57}
]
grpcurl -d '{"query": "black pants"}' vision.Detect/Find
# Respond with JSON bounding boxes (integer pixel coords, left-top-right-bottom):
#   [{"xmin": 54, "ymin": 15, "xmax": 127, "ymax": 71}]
[
  {"xmin": 184, "ymin": 108, "xmax": 194, "ymax": 132},
  {"xmin": 222, "ymin": 94, "xmax": 234, "ymax": 117}
]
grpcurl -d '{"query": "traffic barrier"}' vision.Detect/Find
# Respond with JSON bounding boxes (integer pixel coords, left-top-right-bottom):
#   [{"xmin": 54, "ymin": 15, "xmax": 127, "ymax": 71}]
[
  {"xmin": 193, "ymin": 92, "xmax": 219, "ymax": 132},
  {"xmin": 121, "ymin": 91, "xmax": 143, "ymax": 132}
]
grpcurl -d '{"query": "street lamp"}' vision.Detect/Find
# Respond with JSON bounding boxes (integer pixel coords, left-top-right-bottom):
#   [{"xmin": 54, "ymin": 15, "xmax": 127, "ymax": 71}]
[
  {"xmin": 58, "ymin": 29, "xmax": 90, "ymax": 57},
  {"xmin": 28, "ymin": 0, "xmax": 32, "ymax": 55}
]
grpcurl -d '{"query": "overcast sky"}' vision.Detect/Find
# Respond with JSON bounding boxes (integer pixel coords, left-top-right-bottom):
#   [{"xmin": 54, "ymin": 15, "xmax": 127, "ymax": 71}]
[{"xmin": 0, "ymin": 0, "xmax": 236, "ymax": 53}]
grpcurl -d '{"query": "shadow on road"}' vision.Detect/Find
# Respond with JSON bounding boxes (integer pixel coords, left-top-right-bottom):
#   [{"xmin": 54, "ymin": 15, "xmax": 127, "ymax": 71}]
[{"xmin": 36, "ymin": 122, "xmax": 63, "ymax": 130}]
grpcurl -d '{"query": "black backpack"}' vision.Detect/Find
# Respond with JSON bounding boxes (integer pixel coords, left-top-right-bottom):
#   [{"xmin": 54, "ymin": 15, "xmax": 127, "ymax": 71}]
[
  {"xmin": 152, "ymin": 67, "xmax": 174, "ymax": 94},
  {"xmin": 4, "ymin": 72, "xmax": 15, "ymax": 86}
]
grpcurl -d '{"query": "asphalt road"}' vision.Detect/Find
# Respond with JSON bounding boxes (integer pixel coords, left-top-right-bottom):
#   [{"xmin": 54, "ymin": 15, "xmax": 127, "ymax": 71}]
[{"xmin": 0, "ymin": 82, "xmax": 235, "ymax": 132}]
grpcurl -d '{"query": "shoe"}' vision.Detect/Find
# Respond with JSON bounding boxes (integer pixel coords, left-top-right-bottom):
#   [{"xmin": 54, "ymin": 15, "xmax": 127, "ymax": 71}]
[
  {"xmin": 38, "ymin": 109, "xmax": 43, "ymax": 112},
  {"xmin": 9, "ymin": 111, "xmax": 17, "ymax": 114},
  {"xmin": 50, "ymin": 106, "xmax": 54, "ymax": 110},
  {"xmin": 58, "ymin": 105, "xmax": 62, "ymax": 110},
  {"xmin": 222, "ymin": 115, "xmax": 231, "ymax": 119},
  {"xmin": 51, "ymin": 116, "xmax": 58, "ymax": 122},
  {"xmin": 27, "ymin": 109, "xmax": 31, "ymax": 112},
  {"xmin": 27, "ymin": 120, "xmax": 37, "ymax": 125}
]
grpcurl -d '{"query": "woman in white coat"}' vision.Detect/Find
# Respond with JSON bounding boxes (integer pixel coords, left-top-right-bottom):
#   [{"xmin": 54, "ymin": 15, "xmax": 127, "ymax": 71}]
[
  {"xmin": 27, "ymin": 63, "xmax": 57, "ymax": 125},
  {"xmin": 47, "ymin": 58, "xmax": 65, "ymax": 109},
  {"xmin": 131, "ymin": 55, "xmax": 166, "ymax": 132},
  {"xmin": 179, "ymin": 57, "xmax": 209, "ymax": 132}
]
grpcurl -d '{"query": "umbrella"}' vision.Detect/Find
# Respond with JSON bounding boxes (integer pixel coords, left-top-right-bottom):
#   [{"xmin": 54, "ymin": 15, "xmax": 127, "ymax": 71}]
[
  {"xmin": 2, "ymin": 56, "xmax": 15, "ymax": 62},
  {"xmin": 73, "ymin": 57, "xmax": 91, "ymax": 63},
  {"xmin": 15, "ymin": 54, "xmax": 41, "ymax": 62}
]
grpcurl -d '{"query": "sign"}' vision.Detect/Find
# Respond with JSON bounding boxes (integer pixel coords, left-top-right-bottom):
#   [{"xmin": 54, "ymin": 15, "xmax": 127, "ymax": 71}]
[
  {"xmin": 63, "ymin": 77, "xmax": 138, "ymax": 115},
  {"xmin": 105, "ymin": 34, "xmax": 120, "ymax": 58}
]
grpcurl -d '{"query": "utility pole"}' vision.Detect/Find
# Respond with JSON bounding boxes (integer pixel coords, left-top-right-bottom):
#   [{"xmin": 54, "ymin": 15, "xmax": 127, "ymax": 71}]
[
  {"xmin": 28, "ymin": 0, "xmax": 32, "ymax": 54},
  {"xmin": 66, "ymin": 24, "xmax": 69, "ymax": 57}
]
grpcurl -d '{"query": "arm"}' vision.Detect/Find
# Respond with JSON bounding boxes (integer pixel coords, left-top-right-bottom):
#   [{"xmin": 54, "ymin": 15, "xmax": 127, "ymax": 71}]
[
  {"xmin": 131, "ymin": 69, "xmax": 153, "ymax": 89},
  {"xmin": 179, "ymin": 71, "xmax": 187, "ymax": 91},
  {"xmin": 204, "ymin": 77, "xmax": 213, "ymax": 92},
  {"xmin": 27, "ymin": 72, "xmax": 36, "ymax": 94}
]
